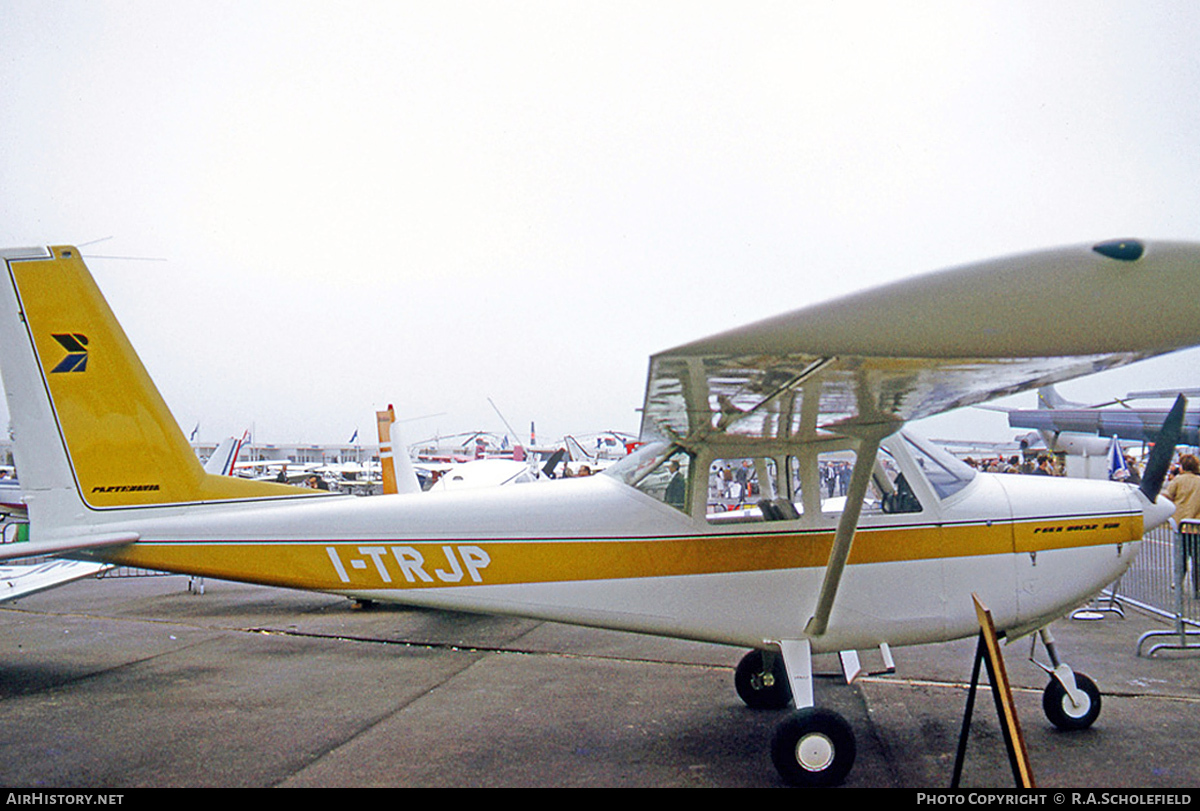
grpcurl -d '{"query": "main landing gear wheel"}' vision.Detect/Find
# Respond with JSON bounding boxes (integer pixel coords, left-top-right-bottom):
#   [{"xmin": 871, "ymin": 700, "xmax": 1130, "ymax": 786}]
[
  {"xmin": 735, "ymin": 649, "xmax": 791, "ymax": 710},
  {"xmin": 771, "ymin": 707, "xmax": 856, "ymax": 787},
  {"xmin": 1042, "ymin": 672, "xmax": 1102, "ymax": 731}
]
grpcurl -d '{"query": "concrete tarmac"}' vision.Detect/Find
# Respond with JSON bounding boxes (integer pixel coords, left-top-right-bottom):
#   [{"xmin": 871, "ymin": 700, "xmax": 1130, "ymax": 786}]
[{"xmin": 1, "ymin": 574, "xmax": 1198, "ymax": 789}]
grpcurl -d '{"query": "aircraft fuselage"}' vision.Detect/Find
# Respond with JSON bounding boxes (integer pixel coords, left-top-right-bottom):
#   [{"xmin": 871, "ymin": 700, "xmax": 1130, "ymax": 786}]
[{"xmin": 78, "ymin": 468, "xmax": 1145, "ymax": 653}]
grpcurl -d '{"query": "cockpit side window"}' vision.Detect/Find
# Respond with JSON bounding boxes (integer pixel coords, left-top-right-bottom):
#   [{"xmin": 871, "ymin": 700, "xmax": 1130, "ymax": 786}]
[
  {"xmin": 707, "ymin": 456, "xmax": 782, "ymax": 523},
  {"xmin": 788, "ymin": 444, "xmax": 924, "ymax": 517}
]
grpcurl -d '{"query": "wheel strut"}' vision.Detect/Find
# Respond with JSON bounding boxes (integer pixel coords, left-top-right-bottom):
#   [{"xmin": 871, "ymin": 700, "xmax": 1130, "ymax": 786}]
[{"xmin": 1032, "ymin": 627, "xmax": 1102, "ymax": 730}]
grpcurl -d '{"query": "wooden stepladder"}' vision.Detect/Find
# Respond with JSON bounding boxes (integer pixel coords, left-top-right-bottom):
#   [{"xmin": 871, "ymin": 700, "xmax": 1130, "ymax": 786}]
[{"xmin": 951, "ymin": 594, "xmax": 1035, "ymax": 789}]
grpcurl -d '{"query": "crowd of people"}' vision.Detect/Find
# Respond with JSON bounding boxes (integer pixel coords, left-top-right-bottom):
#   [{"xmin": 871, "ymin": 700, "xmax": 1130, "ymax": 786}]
[{"xmin": 959, "ymin": 453, "xmax": 1106, "ymax": 478}]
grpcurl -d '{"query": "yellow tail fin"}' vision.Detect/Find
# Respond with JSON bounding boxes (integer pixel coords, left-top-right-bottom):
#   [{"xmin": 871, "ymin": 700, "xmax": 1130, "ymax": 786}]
[{"xmin": 3, "ymin": 246, "xmax": 310, "ymax": 509}]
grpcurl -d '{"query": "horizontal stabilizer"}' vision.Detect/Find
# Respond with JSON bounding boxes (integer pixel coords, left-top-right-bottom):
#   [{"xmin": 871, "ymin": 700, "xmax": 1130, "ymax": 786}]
[
  {"xmin": 0, "ymin": 559, "xmax": 113, "ymax": 603},
  {"xmin": 0, "ymin": 532, "xmax": 139, "ymax": 563}
]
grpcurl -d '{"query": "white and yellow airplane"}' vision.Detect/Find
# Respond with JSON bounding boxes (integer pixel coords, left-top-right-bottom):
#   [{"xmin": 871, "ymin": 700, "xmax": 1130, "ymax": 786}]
[{"xmin": 0, "ymin": 239, "xmax": 1197, "ymax": 786}]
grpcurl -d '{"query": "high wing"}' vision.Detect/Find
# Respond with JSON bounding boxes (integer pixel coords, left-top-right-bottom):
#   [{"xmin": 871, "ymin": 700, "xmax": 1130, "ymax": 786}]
[
  {"xmin": 640, "ymin": 240, "xmax": 1198, "ymax": 445},
  {"xmin": 638, "ymin": 239, "xmax": 1200, "ymax": 636}
]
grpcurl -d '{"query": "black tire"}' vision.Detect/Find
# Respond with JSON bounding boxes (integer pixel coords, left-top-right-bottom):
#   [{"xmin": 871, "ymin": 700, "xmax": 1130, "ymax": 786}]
[
  {"xmin": 734, "ymin": 649, "xmax": 791, "ymax": 710},
  {"xmin": 771, "ymin": 708, "xmax": 856, "ymax": 787},
  {"xmin": 1043, "ymin": 672, "xmax": 1102, "ymax": 731}
]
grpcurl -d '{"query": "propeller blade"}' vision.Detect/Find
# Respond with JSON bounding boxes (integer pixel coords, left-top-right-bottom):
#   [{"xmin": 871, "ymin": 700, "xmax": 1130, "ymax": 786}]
[
  {"xmin": 541, "ymin": 448, "xmax": 565, "ymax": 478},
  {"xmin": 1139, "ymin": 394, "xmax": 1187, "ymax": 502}
]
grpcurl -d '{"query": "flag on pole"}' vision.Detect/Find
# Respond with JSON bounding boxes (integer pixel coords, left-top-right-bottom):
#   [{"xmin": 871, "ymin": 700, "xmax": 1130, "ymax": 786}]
[{"xmin": 1108, "ymin": 435, "xmax": 1130, "ymax": 481}]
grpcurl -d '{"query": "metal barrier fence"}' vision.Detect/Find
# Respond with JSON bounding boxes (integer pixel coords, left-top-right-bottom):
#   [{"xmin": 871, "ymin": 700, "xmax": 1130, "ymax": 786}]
[
  {"xmin": 98, "ymin": 566, "xmax": 173, "ymax": 579},
  {"xmin": 1098, "ymin": 522, "xmax": 1200, "ymax": 656},
  {"xmin": 3, "ymin": 556, "xmax": 173, "ymax": 580}
]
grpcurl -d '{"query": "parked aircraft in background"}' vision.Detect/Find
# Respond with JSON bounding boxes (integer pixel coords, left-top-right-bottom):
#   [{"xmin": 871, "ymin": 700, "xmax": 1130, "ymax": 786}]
[
  {"xmin": 420, "ymin": 458, "xmax": 541, "ymax": 491},
  {"xmin": 965, "ymin": 384, "xmax": 1198, "ymax": 478},
  {"xmin": 202, "ymin": 431, "xmax": 250, "ymax": 476},
  {"xmin": 557, "ymin": 431, "xmax": 641, "ymax": 477},
  {"xmin": 232, "ymin": 459, "xmax": 319, "ymax": 484},
  {"xmin": 1, "ymin": 239, "xmax": 1198, "ymax": 785},
  {"xmin": 377, "ymin": 405, "xmax": 540, "ymax": 492},
  {"xmin": 575, "ymin": 431, "xmax": 641, "ymax": 459},
  {"xmin": 1004, "ymin": 385, "xmax": 1200, "ymax": 446},
  {"xmin": 561, "ymin": 435, "xmax": 615, "ymax": 475},
  {"xmin": 412, "ymin": 431, "xmax": 524, "ymax": 464},
  {"xmin": 376, "ymin": 404, "xmax": 422, "ymax": 496}
]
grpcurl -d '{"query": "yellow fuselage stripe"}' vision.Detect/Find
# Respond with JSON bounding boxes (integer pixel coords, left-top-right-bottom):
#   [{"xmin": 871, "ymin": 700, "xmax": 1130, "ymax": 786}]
[{"xmin": 99, "ymin": 513, "xmax": 1142, "ymax": 592}]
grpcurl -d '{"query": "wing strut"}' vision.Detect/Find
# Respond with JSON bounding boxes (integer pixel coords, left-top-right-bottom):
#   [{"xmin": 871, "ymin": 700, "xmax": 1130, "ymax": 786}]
[{"xmin": 804, "ymin": 429, "xmax": 887, "ymax": 638}]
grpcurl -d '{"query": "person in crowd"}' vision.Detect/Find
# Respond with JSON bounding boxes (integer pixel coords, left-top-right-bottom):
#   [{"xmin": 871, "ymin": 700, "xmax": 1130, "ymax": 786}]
[{"xmin": 1164, "ymin": 453, "xmax": 1200, "ymax": 597}]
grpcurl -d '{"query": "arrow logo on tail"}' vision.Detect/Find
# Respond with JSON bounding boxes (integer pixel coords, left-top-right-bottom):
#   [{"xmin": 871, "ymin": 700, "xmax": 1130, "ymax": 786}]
[{"xmin": 50, "ymin": 333, "xmax": 89, "ymax": 373}]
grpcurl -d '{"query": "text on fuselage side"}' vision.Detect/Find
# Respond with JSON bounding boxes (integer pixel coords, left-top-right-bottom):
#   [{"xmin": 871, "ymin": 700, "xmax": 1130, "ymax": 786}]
[
  {"xmin": 326, "ymin": 544, "xmax": 490, "ymax": 585},
  {"xmin": 1031, "ymin": 522, "xmax": 1121, "ymax": 534},
  {"xmin": 91, "ymin": 484, "xmax": 161, "ymax": 493}
]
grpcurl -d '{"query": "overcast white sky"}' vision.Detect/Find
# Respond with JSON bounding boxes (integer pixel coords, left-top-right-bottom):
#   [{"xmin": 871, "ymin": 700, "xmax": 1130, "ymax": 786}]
[{"xmin": 4, "ymin": 1, "xmax": 1200, "ymax": 448}]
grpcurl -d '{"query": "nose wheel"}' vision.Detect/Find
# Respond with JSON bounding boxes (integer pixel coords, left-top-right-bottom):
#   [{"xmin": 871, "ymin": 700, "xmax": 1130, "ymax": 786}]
[
  {"xmin": 1043, "ymin": 671, "xmax": 1101, "ymax": 730},
  {"xmin": 1034, "ymin": 628, "xmax": 1102, "ymax": 731}
]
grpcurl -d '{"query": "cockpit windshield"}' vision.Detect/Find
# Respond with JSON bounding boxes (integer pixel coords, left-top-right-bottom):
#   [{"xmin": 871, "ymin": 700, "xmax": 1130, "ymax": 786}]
[
  {"xmin": 900, "ymin": 432, "xmax": 977, "ymax": 500},
  {"xmin": 604, "ymin": 440, "xmax": 675, "ymax": 486},
  {"xmin": 604, "ymin": 441, "xmax": 693, "ymax": 512}
]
